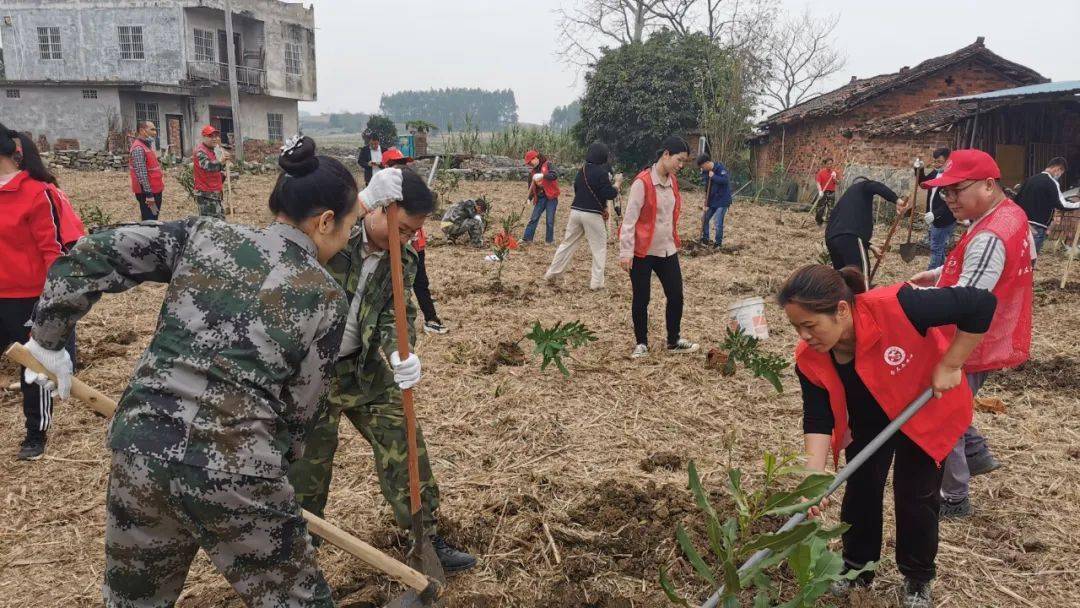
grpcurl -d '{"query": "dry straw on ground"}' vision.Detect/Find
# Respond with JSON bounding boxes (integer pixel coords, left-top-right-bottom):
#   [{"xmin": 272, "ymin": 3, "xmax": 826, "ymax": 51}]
[{"xmin": 0, "ymin": 168, "xmax": 1077, "ymax": 608}]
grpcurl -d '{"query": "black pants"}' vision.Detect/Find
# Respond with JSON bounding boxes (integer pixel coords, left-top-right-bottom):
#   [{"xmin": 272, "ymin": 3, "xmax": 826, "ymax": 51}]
[
  {"xmin": 414, "ymin": 251, "xmax": 439, "ymax": 323},
  {"xmin": 630, "ymin": 254, "xmax": 683, "ymax": 347},
  {"xmin": 815, "ymin": 191, "xmax": 836, "ymax": 225},
  {"xmin": 0, "ymin": 297, "xmax": 77, "ymax": 434},
  {"xmin": 841, "ymin": 428, "xmax": 944, "ymax": 584},
  {"xmin": 135, "ymin": 192, "xmax": 163, "ymax": 221},
  {"xmin": 826, "ymin": 234, "xmax": 870, "ymax": 276}
]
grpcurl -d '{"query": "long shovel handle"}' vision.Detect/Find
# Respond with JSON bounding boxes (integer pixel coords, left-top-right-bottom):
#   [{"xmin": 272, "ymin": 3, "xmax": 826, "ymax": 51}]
[
  {"xmin": 385, "ymin": 204, "xmax": 422, "ymax": 516},
  {"xmin": 3, "ymin": 342, "xmax": 437, "ymax": 596},
  {"xmin": 700, "ymin": 388, "xmax": 935, "ymax": 608},
  {"xmin": 1061, "ymin": 211, "xmax": 1080, "ymax": 288}
]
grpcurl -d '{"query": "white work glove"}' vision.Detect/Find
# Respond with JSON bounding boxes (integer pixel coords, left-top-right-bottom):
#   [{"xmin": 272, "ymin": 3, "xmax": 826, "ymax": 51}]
[
  {"xmin": 358, "ymin": 167, "xmax": 402, "ymax": 212},
  {"xmin": 22, "ymin": 338, "xmax": 74, "ymax": 399},
  {"xmin": 390, "ymin": 351, "xmax": 421, "ymax": 389},
  {"xmin": 924, "ymin": 211, "xmax": 935, "ymax": 226},
  {"xmin": 532, "ymin": 173, "xmax": 543, "ymax": 183}
]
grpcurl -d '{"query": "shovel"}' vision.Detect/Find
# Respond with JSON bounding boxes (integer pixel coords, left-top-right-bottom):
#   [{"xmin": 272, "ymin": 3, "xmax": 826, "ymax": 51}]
[
  {"xmin": 4, "ymin": 342, "xmax": 442, "ymax": 608},
  {"xmin": 700, "ymin": 388, "xmax": 935, "ymax": 608},
  {"xmin": 899, "ymin": 166, "xmax": 926, "ymax": 263},
  {"xmin": 869, "ymin": 169, "xmax": 921, "ymax": 283},
  {"xmin": 385, "ymin": 203, "xmax": 448, "ymax": 593}
]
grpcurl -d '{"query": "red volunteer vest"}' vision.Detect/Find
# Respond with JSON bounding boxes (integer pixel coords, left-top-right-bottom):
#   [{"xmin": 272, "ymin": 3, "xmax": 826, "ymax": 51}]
[
  {"xmin": 629, "ymin": 168, "xmax": 682, "ymax": 258},
  {"xmin": 128, "ymin": 138, "xmax": 164, "ymax": 194},
  {"xmin": 533, "ymin": 161, "xmax": 560, "ymax": 199},
  {"xmin": 937, "ymin": 199, "xmax": 1032, "ymax": 372},
  {"xmin": 795, "ymin": 283, "xmax": 973, "ymax": 466},
  {"xmin": 192, "ymin": 143, "xmax": 224, "ymax": 193},
  {"xmin": 43, "ymin": 184, "xmax": 86, "ymax": 249},
  {"xmin": 412, "ymin": 227, "xmax": 427, "ymax": 251}
]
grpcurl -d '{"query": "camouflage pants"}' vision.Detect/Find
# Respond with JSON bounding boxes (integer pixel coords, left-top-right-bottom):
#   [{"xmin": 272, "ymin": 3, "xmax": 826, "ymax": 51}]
[
  {"xmin": 104, "ymin": 451, "xmax": 332, "ymax": 608},
  {"xmin": 443, "ymin": 219, "xmax": 483, "ymax": 247},
  {"xmin": 289, "ymin": 371, "xmax": 440, "ymax": 534},
  {"xmin": 195, "ymin": 191, "xmax": 225, "ymax": 219}
]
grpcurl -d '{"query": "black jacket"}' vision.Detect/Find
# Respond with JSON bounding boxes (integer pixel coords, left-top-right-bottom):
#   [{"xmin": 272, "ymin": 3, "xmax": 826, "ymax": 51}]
[
  {"xmin": 570, "ymin": 163, "xmax": 619, "ymax": 214},
  {"xmin": 825, "ymin": 179, "xmax": 899, "ymax": 243},
  {"xmin": 920, "ymin": 169, "xmax": 956, "ymax": 228},
  {"xmin": 357, "ymin": 145, "xmax": 378, "ymax": 184},
  {"xmin": 1017, "ymin": 172, "xmax": 1071, "ymax": 227}
]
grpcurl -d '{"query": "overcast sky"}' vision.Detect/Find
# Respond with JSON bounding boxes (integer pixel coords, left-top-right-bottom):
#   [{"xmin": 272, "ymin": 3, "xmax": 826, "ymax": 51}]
[{"xmin": 301, "ymin": 0, "xmax": 1079, "ymax": 123}]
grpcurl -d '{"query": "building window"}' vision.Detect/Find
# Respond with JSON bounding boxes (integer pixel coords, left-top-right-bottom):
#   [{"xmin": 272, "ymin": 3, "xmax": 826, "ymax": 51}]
[
  {"xmin": 118, "ymin": 25, "xmax": 146, "ymax": 60},
  {"xmin": 37, "ymin": 26, "xmax": 62, "ymax": 60},
  {"xmin": 5, "ymin": 89, "xmax": 20, "ymax": 99},
  {"xmin": 284, "ymin": 26, "xmax": 303, "ymax": 76},
  {"xmin": 267, "ymin": 113, "xmax": 284, "ymax": 143},
  {"xmin": 194, "ymin": 28, "xmax": 215, "ymax": 63},
  {"xmin": 82, "ymin": 89, "xmax": 98, "ymax": 99},
  {"xmin": 135, "ymin": 102, "xmax": 160, "ymax": 129}
]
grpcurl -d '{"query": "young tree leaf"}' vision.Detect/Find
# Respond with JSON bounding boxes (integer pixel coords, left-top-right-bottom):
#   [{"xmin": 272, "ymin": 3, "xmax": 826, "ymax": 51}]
[
  {"xmin": 675, "ymin": 524, "xmax": 716, "ymax": 586},
  {"xmin": 659, "ymin": 566, "xmax": 691, "ymax": 607}
]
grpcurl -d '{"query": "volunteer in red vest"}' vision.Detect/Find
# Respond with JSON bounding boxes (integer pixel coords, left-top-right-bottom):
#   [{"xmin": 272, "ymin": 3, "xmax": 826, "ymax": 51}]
[
  {"xmin": 618, "ymin": 136, "xmax": 699, "ymax": 358},
  {"xmin": 815, "ymin": 158, "xmax": 841, "ymax": 226},
  {"xmin": 908, "ymin": 149, "xmax": 1034, "ymax": 518},
  {"xmin": 129, "ymin": 121, "xmax": 164, "ymax": 221},
  {"xmin": 781, "ymin": 264, "xmax": 995, "ymax": 608},
  {"xmin": 0, "ymin": 123, "xmax": 83, "ymax": 460},
  {"xmin": 522, "ymin": 149, "xmax": 561, "ymax": 244},
  {"xmin": 192, "ymin": 125, "xmax": 230, "ymax": 219},
  {"xmin": 381, "ymin": 147, "xmax": 448, "ymax": 334}
]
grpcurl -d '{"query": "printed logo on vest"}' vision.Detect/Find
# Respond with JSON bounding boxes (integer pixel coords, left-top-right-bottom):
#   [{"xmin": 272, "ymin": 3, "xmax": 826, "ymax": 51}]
[{"xmin": 884, "ymin": 346, "xmax": 907, "ymax": 366}]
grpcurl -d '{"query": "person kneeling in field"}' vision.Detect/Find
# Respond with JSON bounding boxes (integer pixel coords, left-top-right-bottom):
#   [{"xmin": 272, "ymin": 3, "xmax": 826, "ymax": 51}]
[
  {"xmin": 780, "ymin": 264, "xmax": 995, "ymax": 608},
  {"xmin": 441, "ymin": 197, "xmax": 488, "ymax": 247},
  {"xmin": 289, "ymin": 166, "xmax": 477, "ymax": 573},
  {"xmin": 22, "ymin": 136, "xmax": 419, "ymax": 606}
]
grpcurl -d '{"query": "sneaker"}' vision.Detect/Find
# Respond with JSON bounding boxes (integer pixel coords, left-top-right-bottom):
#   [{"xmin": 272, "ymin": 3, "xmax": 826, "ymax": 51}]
[
  {"xmin": 829, "ymin": 576, "xmax": 871, "ymax": 598},
  {"xmin": 940, "ymin": 496, "xmax": 972, "ymax": 519},
  {"xmin": 631, "ymin": 344, "xmax": 649, "ymax": 358},
  {"xmin": 667, "ymin": 339, "xmax": 700, "ymax": 354},
  {"xmin": 902, "ymin": 578, "xmax": 933, "ymax": 608},
  {"xmin": 967, "ymin": 451, "xmax": 1001, "ymax": 476},
  {"xmin": 431, "ymin": 535, "xmax": 477, "ymax": 573},
  {"xmin": 17, "ymin": 432, "xmax": 46, "ymax": 461},
  {"xmin": 423, "ymin": 320, "xmax": 449, "ymax": 335}
]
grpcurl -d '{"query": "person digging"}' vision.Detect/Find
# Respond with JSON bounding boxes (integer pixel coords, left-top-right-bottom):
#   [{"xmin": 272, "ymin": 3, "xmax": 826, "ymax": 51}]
[
  {"xmin": 289, "ymin": 166, "xmax": 477, "ymax": 573},
  {"xmin": 440, "ymin": 198, "xmax": 488, "ymax": 247}
]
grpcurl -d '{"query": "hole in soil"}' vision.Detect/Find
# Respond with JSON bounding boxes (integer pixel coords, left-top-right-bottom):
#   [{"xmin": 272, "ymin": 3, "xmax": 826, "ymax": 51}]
[
  {"xmin": 639, "ymin": 451, "xmax": 684, "ymax": 473},
  {"xmin": 480, "ymin": 341, "xmax": 525, "ymax": 374}
]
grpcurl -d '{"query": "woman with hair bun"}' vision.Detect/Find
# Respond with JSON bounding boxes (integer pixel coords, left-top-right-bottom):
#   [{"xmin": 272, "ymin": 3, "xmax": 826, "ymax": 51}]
[
  {"xmin": 22, "ymin": 135, "xmax": 414, "ymax": 606},
  {"xmin": 778, "ymin": 264, "xmax": 996, "ymax": 608}
]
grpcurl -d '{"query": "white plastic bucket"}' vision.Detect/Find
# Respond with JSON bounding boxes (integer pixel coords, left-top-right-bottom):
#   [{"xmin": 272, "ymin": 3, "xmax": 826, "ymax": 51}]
[{"xmin": 728, "ymin": 296, "xmax": 769, "ymax": 340}]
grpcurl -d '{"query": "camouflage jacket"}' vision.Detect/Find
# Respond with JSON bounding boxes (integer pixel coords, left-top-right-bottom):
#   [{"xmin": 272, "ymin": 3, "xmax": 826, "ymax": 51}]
[
  {"xmin": 33, "ymin": 219, "xmax": 347, "ymax": 478},
  {"xmin": 327, "ymin": 226, "xmax": 418, "ymax": 396},
  {"xmin": 441, "ymin": 200, "xmax": 481, "ymax": 226}
]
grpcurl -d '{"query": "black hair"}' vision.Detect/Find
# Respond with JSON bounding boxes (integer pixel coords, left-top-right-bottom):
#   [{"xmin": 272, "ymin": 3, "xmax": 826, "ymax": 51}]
[
  {"xmin": 932, "ymin": 147, "xmax": 951, "ymax": 160},
  {"xmin": 0, "ymin": 123, "xmax": 58, "ymax": 185},
  {"xmin": 270, "ymin": 136, "xmax": 358, "ymax": 224},
  {"xmin": 399, "ymin": 168, "xmax": 436, "ymax": 216},
  {"xmin": 696, "ymin": 153, "xmax": 711, "ymax": 166},
  {"xmin": 585, "ymin": 142, "xmax": 610, "ymax": 165},
  {"xmin": 1047, "ymin": 156, "xmax": 1067, "ymax": 170},
  {"xmin": 656, "ymin": 136, "xmax": 690, "ymax": 160},
  {"xmin": 777, "ymin": 264, "xmax": 866, "ymax": 314}
]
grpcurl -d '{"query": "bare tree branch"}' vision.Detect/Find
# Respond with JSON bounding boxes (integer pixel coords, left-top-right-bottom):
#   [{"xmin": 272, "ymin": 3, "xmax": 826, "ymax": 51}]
[{"xmin": 760, "ymin": 9, "xmax": 846, "ymax": 113}]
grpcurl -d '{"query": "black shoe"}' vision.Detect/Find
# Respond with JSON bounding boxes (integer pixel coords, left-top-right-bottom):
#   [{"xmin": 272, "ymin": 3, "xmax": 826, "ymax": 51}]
[
  {"xmin": 940, "ymin": 496, "xmax": 972, "ymax": 519},
  {"xmin": 967, "ymin": 451, "xmax": 1001, "ymax": 476},
  {"xmin": 17, "ymin": 432, "xmax": 46, "ymax": 461},
  {"xmin": 902, "ymin": 578, "xmax": 933, "ymax": 608},
  {"xmin": 431, "ymin": 534, "xmax": 477, "ymax": 573}
]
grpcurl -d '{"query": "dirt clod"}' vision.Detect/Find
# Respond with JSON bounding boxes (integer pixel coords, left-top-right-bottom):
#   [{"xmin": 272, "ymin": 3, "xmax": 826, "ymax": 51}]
[{"xmin": 640, "ymin": 451, "xmax": 684, "ymax": 473}]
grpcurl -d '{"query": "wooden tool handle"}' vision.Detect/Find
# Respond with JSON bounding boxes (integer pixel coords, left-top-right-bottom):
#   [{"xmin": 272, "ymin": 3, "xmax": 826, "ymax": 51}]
[
  {"xmin": 1062, "ymin": 211, "xmax": 1080, "ymax": 288},
  {"xmin": 302, "ymin": 510, "xmax": 433, "ymax": 593},
  {"xmin": 385, "ymin": 204, "xmax": 422, "ymax": 515},
  {"xmin": 5, "ymin": 343, "xmax": 117, "ymax": 417}
]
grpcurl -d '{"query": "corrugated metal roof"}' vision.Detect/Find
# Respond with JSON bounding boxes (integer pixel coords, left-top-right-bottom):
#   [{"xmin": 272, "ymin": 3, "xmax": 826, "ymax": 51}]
[{"xmin": 937, "ymin": 80, "xmax": 1080, "ymax": 102}]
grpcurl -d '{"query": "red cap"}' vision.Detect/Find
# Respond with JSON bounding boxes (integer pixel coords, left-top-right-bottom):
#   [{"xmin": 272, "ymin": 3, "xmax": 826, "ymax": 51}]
[
  {"xmin": 920, "ymin": 149, "xmax": 1000, "ymax": 188},
  {"xmin": 524, "ymin": 150, "xmax": 539, "ymax": 164},
  {"xmin": 201, "ymin": 125, "xmax": 220, "ymax": 137},
  {"xmin": 380, "ymin": 146, "xmax": 412, "ymax": 167}
]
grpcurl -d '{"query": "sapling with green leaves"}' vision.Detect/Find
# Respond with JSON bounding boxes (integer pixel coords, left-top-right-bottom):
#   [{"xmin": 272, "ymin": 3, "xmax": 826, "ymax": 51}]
[
  {"xmin": 720, "ymin": 327, "xmax": 790, "ymax": 393},
  {"xmin": 524, "ymin": 320, "xmax": 597, "ymax": 377}
]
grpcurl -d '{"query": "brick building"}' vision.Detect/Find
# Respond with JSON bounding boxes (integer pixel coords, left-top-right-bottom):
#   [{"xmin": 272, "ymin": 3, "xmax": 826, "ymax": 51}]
[{"xmin": 749, "ymin": 38, "xmax": 1047, "ymax": 199}]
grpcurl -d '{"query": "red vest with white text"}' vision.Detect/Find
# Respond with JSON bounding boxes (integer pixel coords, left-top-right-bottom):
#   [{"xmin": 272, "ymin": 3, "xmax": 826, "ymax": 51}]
[
  {"xmin": 129, "ymin": 138, "xmax": 164, "ymax": 194},
  {"xmin": 629, "ymin": 168, "xmax": 682, "ymax": 258},
  {"xmin": 192, "ymin": 143, "xmax": 224, "ymax": 193}
]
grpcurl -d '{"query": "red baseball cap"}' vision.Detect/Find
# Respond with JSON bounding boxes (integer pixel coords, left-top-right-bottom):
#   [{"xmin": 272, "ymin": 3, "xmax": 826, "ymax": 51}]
[
  {"xmin": 920, "ymin": 149, "xmax": 1000, "ymax": 188},
  {"xmin": 201, "ymin": 125, "xmax": 220, "ymax": 137},
  {"xmin": 524, "ymin": 150, "xmax": 539, "ymax": 164},
  {"xmin": 380, "ymin": 146, "xmax": 412, "ymax": 167}
]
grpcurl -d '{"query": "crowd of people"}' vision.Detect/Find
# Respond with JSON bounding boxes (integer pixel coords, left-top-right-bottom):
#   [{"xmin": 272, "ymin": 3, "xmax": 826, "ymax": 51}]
[{"xmin": 0, "ymin": 118, "xmax": 1073, "ymax": 608}]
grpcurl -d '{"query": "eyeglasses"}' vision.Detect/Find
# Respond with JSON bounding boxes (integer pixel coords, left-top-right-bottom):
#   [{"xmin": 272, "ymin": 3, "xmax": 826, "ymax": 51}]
[{"xmin": 941, "ymin": 180, "xmax": 980, "ymax": 200}]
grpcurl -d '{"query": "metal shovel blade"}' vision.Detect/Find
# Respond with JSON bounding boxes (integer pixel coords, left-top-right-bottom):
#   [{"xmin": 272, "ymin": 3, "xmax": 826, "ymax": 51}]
[
  {"xmin": 408, "ymin": 517, "xmax": 446, "ymax": 586},
  {"xmin": 383, "ymin": 577, "xmax": 442, "ymax": 608},
  {"xmin": 899, "ymin": 242, "xmax": 930, "ymax": 263}
]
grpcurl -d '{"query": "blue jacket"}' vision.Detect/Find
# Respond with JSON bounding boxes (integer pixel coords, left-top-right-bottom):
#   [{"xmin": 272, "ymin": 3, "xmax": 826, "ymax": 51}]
[{"xmin": 703, "ymin": 163, "xmax": 732, "ymax": 208}]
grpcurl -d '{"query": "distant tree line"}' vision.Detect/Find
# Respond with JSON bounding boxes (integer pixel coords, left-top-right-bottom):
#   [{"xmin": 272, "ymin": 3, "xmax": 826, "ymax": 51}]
[
  {"xmin": 379, "ymin": 88, "xmax": 518, "ymax": 131},
  {"xmin": 549, "ymin": 100, "xmax": 581, "ymax": 131}
]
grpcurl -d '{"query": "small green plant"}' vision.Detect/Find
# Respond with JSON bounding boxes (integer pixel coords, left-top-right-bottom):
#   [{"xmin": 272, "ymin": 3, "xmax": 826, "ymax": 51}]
[
  {"xmin": 177, "ymin": 164, "xmax": 196, "ymax": 201},
  {"xmin": 524, "ymin": 320, "xmax": 597, "ymax": 377},
  {"xmin": 78, "ymin": 204, "xmax": 114, "ymax": 231},
  {"xmin": 720, "ymin": 328, "xmax": 789, "ymax": 393},
  {"xmin": 430, "ymin": 166, "xmax": 461, "ymax": 208},
  {"xmin": 660, "ymin": 456, "xmax": 874, "ymax": 607}
]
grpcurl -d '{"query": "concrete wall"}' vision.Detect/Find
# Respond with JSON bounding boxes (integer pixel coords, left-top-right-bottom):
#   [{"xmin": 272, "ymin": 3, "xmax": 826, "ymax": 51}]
[
  {"xmin": 193, "ymin": 92, "xmax": 297, "ymax": 142},
  {"xmin": 0, "ymin": 85, "xmax": 121, "ymax": 150},
  {"xmin": 0, "ymin": 5, "xmax": 186, "ymax": 84}
]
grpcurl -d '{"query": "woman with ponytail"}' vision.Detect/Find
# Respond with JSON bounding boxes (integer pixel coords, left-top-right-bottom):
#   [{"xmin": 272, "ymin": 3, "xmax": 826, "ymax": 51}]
[
  {"xmin": 0, "ymin": 123, "xmax": 82, "ymax": 460},
  {"xmin": 618, "ymin": 135, "xmax": 698, "ymax": 358},
  {"xmin": 22, "ymin": 136, "xmax": 414, "ymax": 606},
  {"xmin": 778, "ymin": 264, "xmax": 997, "ymax": 608}
]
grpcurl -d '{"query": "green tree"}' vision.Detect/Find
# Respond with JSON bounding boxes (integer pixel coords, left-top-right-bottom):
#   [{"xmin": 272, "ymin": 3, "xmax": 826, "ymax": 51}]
[
  {"xmin": 379, "ymin": 88, "xmax": 518, "ymax": 131},
  {"xmin": 365, "ymin": 114, "xmax": 398, "ymax": 147},
  {"xmin": 549, "ymin": 100, "xmax": 581, "ymax": 132}
]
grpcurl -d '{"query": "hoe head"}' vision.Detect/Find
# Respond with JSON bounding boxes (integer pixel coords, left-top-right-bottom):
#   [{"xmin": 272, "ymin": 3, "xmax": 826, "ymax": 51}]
[
  {"xmin": 899, "ymin": 241, "xmax": 930, "ymax": 263},
  {"xmin": 383, "ymin": 578, "xmax": 442, "ymax": 608}
]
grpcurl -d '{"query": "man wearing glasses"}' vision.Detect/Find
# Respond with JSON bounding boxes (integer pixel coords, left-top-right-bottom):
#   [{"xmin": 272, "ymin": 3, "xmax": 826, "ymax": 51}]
[{"xmin": 909, "ymin": 149, "xmax": 1034, "ymax": 519}]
